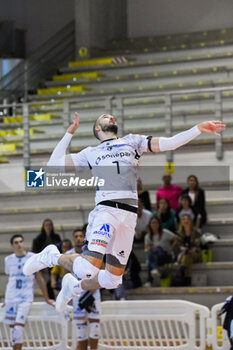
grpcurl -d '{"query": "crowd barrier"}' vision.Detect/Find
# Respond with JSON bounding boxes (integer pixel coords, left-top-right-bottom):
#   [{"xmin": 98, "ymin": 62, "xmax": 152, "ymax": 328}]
[
  {"xmin": 0, "ymin": 303, "xmax": 69, "ymax": 350},
  {"xmin": 0, "ymin": 300, "xmax": 231, "ymax": 349},
  {"xmin": 207, "ymin": 302, "xmax": 230, "ymax": 350}
]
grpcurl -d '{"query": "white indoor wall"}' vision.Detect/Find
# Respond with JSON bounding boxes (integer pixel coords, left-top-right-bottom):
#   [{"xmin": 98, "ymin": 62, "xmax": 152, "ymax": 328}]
[{"xmin": 128, "ymin": 0, "xmax": 233, "ymax": 38}]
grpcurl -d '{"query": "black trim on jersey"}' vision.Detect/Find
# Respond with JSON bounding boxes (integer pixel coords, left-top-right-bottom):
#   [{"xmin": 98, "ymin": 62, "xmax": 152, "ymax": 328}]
[
  {"xmin": 147, "ymin": 136, "xmax": 153, "ymax": 152},
  {"xmin": 101, "ymin": 138, "xmax": 117, "ymax": 143}
]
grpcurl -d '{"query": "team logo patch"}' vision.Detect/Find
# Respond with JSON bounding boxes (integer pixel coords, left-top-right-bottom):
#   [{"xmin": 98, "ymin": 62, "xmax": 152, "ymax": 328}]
[{"xmin": 26, "ymin": 168, "xmax": 45, "ymax": 188}]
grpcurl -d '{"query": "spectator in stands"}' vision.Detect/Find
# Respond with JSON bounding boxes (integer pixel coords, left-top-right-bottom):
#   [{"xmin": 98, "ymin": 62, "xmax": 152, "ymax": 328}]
[
  {"xmin": 66, "ymin": 228, "xmax": 85, "ymax": 255},
  {"xmin": 176, "ymin": 194, "xmax": 201, "ymax": 230},
  {"xmin": 153, "ymin": 197, "xmax": 177, "ymax": 232},
  {"xmin": 181, "ymin": 175, "xmax": 207, "ymax": 227},
  {"xmin": 177, "ymin": 214, "xmax": 201, "ymax": 286},
  {"xmin": 114, "ymin": 251, "xmax": 142, "ymax": 300},
  {"xmin": 32, "ymin": 218, "xmax": 61, "ymax": 253},
  {"xmin": 144, "ymin": 216, "xmax": 177, "ymax": 287},
  {"xmin": 137, "ymin": 177, "xmax": 151, "ymax": 211},
  {"xmin": 156, "ymin": 174, "xmax": 182, "ymax": 211},
  {"xmin": 32, "ymin": 218, "xmax": 61, "ymax": 299},
  {"xmin": 4, "ymin": 234, "xmax": 54, "ymax": 350},
  {"xmin": 50, "ymin": 239, "xmax": 72, "ymax": 294},
  {"xmin": 134, "ymin": 199, "xmax": 152, "ymax": 243}
]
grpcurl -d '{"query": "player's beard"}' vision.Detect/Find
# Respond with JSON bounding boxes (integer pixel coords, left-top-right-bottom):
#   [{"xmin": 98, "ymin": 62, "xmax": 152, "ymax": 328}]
[{"xmin": 101, "ymin": 124, "xmax": 118, "ymax": 135}]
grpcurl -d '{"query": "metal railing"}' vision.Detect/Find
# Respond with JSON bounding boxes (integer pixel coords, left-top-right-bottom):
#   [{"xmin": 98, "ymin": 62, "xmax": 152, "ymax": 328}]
[
  {"xmin": 1, "ymin": 85, "xmax": 231, "ymax": 169},
  {"xmin": 0, "ymin": 21, "xmax": 75, "ymax": 102}
]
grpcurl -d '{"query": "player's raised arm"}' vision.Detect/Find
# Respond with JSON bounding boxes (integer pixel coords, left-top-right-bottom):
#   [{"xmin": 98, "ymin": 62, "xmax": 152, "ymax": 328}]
[
  {"xmin": 147, "ymin": 120, "xmax": 226, "ymax": 152},
  {"xmin": 47, "ymin": 112, "xmax": 79, "ymax": 172}
]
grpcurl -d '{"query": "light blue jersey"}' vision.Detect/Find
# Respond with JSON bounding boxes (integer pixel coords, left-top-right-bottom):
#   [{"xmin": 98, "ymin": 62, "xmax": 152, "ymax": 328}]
[{"xmin": 5, "ymin": 252, "xmax": 35, "ymax": 303}]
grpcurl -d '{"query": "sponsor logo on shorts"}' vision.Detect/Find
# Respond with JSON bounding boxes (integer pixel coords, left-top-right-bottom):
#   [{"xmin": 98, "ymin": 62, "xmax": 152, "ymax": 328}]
[
  {"xmin": 117, "ymin": 250, "xmax": 125, "ymax": 258},
  {"xmin": 90, "ymin": 238, "xmax": 108, "ymax": 248},
  {"xmin": 93, "ymin": 224, "xmax": 111, "ymax": 238},
  {"xmin": 5, "ymin": 316, "xmax": 15, "ymax": 321},
  {"xmin": 7, "ymin": 307, "xmax": 14, "ymax": 314}
]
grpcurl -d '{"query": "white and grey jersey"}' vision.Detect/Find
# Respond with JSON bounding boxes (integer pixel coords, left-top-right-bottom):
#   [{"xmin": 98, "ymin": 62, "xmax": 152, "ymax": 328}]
[
  {"xmin": 4, "ymin": 252, "xmax": 35, "ymax": 303},
  {"xmin": 71, "ymin": 134, "xmax": 148, "ymax": 204}
]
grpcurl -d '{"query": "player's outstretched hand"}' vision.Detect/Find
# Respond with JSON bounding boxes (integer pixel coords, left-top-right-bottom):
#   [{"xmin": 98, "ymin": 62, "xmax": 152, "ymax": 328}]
[
  {"xmin": 198, "ymin": 120, "xmax": 226, "ymax": 137},
  {"xmin": 67, "ymin": 112, "xmax": 79, "ymax": 134}
]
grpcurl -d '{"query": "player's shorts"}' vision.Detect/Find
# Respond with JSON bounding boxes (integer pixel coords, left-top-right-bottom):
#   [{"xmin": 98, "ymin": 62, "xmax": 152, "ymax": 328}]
[
  {"xmin": 85, "ymin": 204, "xmax": 137, "ymax": 266},
  {"xmin": 72, "ymin": 289, "xmax": 101, "ymax": 321},
  {"xmin": 4, "ymin": 301, "xmax": 31, "ymax": 325}
]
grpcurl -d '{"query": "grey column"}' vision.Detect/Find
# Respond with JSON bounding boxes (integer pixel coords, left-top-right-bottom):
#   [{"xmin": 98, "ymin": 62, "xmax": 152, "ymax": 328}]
[
  {"xmin": 74, "ymin": 0, "xmax": 92, "ymax": 59},
  {"xmin": 74, "ymin": 0, "xmax": 127, "ymax": 59}
]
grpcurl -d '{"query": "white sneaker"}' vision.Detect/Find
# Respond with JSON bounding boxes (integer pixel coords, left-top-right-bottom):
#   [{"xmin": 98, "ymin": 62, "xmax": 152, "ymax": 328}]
[
  {"xmin": 23, "ymin": 244, "xmax": 60, "ymax": 276},
  {"xmin": 151, "ymin": 269, "xmax": 160, "ymax": 277},
  {"xmin": 56, "ymin": 273, "xmax": 82, "ymax": 312}
]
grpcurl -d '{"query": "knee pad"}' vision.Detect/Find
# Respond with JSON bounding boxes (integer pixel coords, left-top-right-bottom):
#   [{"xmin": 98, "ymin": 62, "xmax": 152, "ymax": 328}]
[
  {"xmin": 98, "ymin": 270, "xmax": 122, "ymax": 289},
  {"xmin": 73, "ymin": 256, "xmax": 100, "ymax": 280},
  {"xmin": 74, "ymin": 322, "xmax": 88, "ymax": 341},
  {"xmin": 89, "ymin": 322, "xmax": 100, "ymax": 340},
  {"xmin": 12, "ymin": 325, "xmax": 23, "ymax": 345}
]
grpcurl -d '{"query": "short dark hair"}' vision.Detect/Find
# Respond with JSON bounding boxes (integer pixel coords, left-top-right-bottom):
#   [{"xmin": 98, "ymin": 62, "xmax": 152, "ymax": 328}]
[
  {"xmin": 62, "ymin": 238, "xmax": 72, "ymax": 247},
  {"xmin": 72, "ymin": 228, "xmax": 84, "ymax": 237},
  {"xmin": 93, "ymin": 118, "xmax": 100, "ymax": 140},
  {"xmin": 10, "ymin": 234, "xmax": 24, "ymax": 245}
]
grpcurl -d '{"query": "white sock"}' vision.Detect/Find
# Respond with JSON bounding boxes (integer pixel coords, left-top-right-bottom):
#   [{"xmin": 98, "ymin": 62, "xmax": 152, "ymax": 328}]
[{"xmin": 72, "ymin": 277, "xmax": 84, "ymax": 296}]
